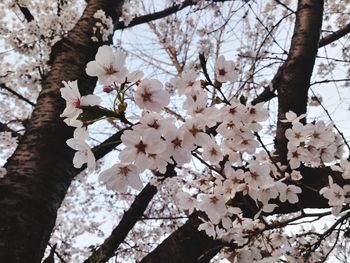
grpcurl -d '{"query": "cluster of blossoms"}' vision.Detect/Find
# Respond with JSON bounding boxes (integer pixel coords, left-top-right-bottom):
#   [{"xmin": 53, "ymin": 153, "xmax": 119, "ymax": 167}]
[
  {"xmin": 119, "ymin": 1, "xmax": 139, "ymax": 26},
  {"xmin": 91, "ymin": 10, "xmax": 114, "ymax": 42},
  {"xmin": 60, "ymin": 45, "xmax": 350, "ymax": 262},
  {"xmin": 284, "ymin": 111, "xmax": 344, "ymax": 169},
  {"xmin": 283, "ymin": 112, "xmax": 350, "ymax": 216}
]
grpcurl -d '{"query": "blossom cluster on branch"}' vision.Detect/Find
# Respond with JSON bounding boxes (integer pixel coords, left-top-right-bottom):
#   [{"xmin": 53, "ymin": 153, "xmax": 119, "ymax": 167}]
[{"xmin": 60, "ymin": 45, "xmax": 350, "ymax": 262}]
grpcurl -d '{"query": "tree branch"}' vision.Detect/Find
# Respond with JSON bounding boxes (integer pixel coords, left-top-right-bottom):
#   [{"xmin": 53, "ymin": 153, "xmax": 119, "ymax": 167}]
[
  {"xmin": 319, "ymin": 22, "xmax": 350, "ymax": 47},
  {"xmin": 83, "ymin": 162, "xmax": 176, "ymax": 263},
  {"xmin": 114, "ymin": 0, "xmax": 195, "ymax": 30},
  {"xmin": 114, "ymin": 0, "xmax": 233, "ymax": 30},
  {"xmin": 0, "ymin": 83, "xmax": 36, "ymax": 107},
  {"xmin": 140, "ymin": 212, "xmax": 223, "ymax": 263},
  {"xmin": 0, "ymin": 121, "xmax": 20, "ymax": 138},
  {"xmin": 16, "ymin": 4, "xmax": 34, "ymax": 22},
  {"xmin": 252, "ymin": 4, "xmax": 350, "ymax": 105},
  {"xmin": 83, "ymin": 184, "xmax": 157, "ymax": 263}
]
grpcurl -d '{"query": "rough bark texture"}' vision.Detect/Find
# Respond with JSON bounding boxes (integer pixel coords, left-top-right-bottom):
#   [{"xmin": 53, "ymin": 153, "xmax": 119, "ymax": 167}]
[
  {"xmin": 140, "ymin": 213, "xmax": 222, "ymax": 263},
  {"xmin": 0, "ymin": 0, "xmax": 123, "ymax": 262},
  {"xmin": 274, "ymin": 0, "xmax": 324, "ymax": 162}
]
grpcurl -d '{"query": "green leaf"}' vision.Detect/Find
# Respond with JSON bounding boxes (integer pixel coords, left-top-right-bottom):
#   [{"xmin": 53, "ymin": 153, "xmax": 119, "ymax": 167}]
[{"xmin": 77, "ymin": 105, "xmax": 119, "ymax": 123}]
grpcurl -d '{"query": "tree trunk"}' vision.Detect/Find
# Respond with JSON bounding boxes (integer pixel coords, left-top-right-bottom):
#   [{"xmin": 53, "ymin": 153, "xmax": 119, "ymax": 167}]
[
  {"xmin": 274, "ymin": 0, "xmax": 324, "ymax": 162},
  {"xmin": 0, "ymin": 0, "xmax": 123, "ymax": 262}
]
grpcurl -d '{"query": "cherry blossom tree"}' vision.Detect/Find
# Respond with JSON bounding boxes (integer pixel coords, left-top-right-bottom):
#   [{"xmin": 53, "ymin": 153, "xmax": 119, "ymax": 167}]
[{"xmin": 1, "ymin": 0, "xmax": 350, "ymax": 262}]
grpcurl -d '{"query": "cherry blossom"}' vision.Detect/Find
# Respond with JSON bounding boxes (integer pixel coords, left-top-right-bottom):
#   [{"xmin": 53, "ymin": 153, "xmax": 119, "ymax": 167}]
[
  {"xmin": 331, "ymin": 160, "xmax": 350, "ymax": 179},
  {"xmin": 290, "ymin": 170, "xmax": 303, "ymax": 181},
  {"xmin": 66, "ymin": 128, "xmax": 96, "ymax": 172},
  {"xmin": 126, "ymin": 70, "xmax": 144, "ymax": 83},
  {"xmin": 134, "ymin": 79, "xmax": 170, "ymax": 112},
  {"xmin": 182, "ymin": 116, "xmax": 211, "ymax": 149},
  {"xmin": 201, "ymin": 136, "xmax": 223, "ymax": 165},
  {"xmin": 281, "ymin": 110, "xmax": 306, "ymax": 124},
  {"xmin": 163, "ymin": 126, "xmax": 192, "ymax": 166},
  {"xmin": 119, "ymin": 129, "xmax": 167, "ymax": 172},
  {"xmin": 60, "ymin": 80, "xmax": 101, "ymax": 125},
  {"xmin": 198, "ymin": 194, "xmax": 227, "ymax": 224},
  {"xmin": 245, "ymin": 162, "xmax": 272, "ymax": 188},
  {"xmin": 58, "ymin": 43, "xmax": 350, "ymax": 262},
  {"xmin": 176, "ymin": 191, "xmax": 197, "ymax": 214},
  {"xmin": 276, "ymin": 182, "xmax": 301, "ymax": 204},
  {"xmin": 198, "ymin": 220, "xmax": 216, "ymax": 238},
  {"xmin": 86, "ymin": 45, "xmax": 128, "ymax": 85},
  {"xmin": 246, "ymin": 103, "xmax": 269, "ymax": 123},
  {"xmin": 287, "ymin": 144, "xmax": 303, "ymax": 169},
  {"xmin": 320, "ymin": 176, "xmax": 345, "ymax": 207},
  {"xmin": 183, "ymin": 89, "xmax": 208, "ymax": 115},
  {"xmin": 91, "ymin": 10, "xmax": 113, "ymax": 42},
  {"xmin": 170, "ymin": 69, "xmax": 201, "ymax": 95},
  {"xmin": 285, "ymin": 122, "xmax": 310, "ymax": 147},
  {"xmin": 215, "ymin": 55, "xmax": 238, "ymax": 83},
  {"xmin": 136, "ymin": 112, "xmax": 173, "ymax": 134},
  {"xmin": 5, "ymin": 1, "xmax": 350, "ymax": 262},
  {"xmin": 98, "ymin": 163, "xmax": 142, "ymax": 192}
]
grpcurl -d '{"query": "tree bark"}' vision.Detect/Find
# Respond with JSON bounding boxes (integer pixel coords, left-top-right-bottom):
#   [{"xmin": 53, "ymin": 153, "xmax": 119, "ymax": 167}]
[
  {"xmin": 274, "ymin": 0, "xmax": 324, "ymax": 162},
  {"xmin": 0, "ymin": 0, "xmax": 123, "ymax": 262},
  {"xmin": 140, "ymin": 213, "xmax": 222, "ymax": 263}
]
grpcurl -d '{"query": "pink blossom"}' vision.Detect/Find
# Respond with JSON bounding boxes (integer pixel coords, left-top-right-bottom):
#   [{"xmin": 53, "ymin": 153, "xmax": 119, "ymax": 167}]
[
  {"xmin": 134, "ymin": 79, "xmax": 170, "ymax": 112},
  {"xmin": 86, "ymin": 45, "xmax": 128, "ymax": 85},
  {"xmin": 99, "ymin": 163, "xmax": 142, "ymax": 192}
]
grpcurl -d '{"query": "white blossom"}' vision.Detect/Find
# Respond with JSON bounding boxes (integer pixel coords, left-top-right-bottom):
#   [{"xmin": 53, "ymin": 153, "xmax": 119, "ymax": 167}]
[
  {"xmin": 331, "ymin": 160, "xmax": 350, "ymax": 179},
  {"xmin": 199, "ymin": 194, "xmax": 226, "ymax": 224},
  {"xmin": 66, "ymin": 128, "xmax": 95, "ymax": 172},
  {"xmin": 176, "ymin": 191, "xmax": 197, "ymax": 213},
  {"xmin": 86, "ymin": 45, "xmax": 128, "ymax": 85},
  {"xmin": 215, "ymin": 55, "xmax": 238, "ymax": 83},
  {"xmin": 134, "ymin": 79, "xmax": 170, "ymax": 112},
  {"xmin": 170, "ymin": 69, "xmax": 201, "ymax": 95},
  {"xmin": 99, "ymin": 163, "xmax": 142, "ymax": 192},
  {"xmin": 60, "ymin": 80, "xmax": 101, "ymax": 125},
  {"xmin": 119, "ymin": 129, "xmax": 167, "ymax": 172},
  {"xmin": 276, "ymin": 182, "xmax": 301, "ymax": 204},
  {"xmin": 201, "ymin": 136, "xmax": 223, "ymax": 165},
  {"xmin": 281, "ymin": 111, "xmax": 306, "ymax": 124},
  {"xmin": 320, "ymin": 176, "xmax": 345, "ymax": 207}
]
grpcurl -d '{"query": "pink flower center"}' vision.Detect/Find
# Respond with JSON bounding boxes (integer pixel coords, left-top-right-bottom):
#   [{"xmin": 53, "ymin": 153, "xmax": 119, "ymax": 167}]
[
  {"xmin": 118, "ymin": 166, "xmax": 130, "ymax": 176},
  {"xmin": 72, "ymin": 98, "xmax": 81, "ymax": 108},
  {"xmin": 141, "ymin": 90, "xmax": 153, "ymax": 102},
  {"xmin": 218, "ymin": 68, "xmax": 227, "ymax": 76},
  {"xmin": 135, "ymin": 140, "xmax": 147, "ymax": 154},
  {"xmin": 171, "ymin": 137, "xmax": 182, "ymax": 148}
]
